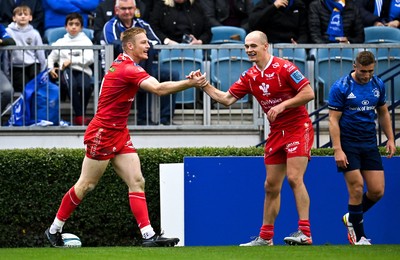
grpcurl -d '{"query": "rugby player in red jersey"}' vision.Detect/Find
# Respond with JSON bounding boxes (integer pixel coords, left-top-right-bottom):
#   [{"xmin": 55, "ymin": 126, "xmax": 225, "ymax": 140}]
[
  {"xmin": 200, "ymin": 30, "xmax": 315, "ymax": 246},
  {"xmin": 45, "ymin": 27, "xmax": 207, "ymax": 247}
]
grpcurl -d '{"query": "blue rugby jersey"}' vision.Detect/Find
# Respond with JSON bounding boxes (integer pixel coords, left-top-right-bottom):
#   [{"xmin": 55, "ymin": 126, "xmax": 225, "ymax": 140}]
[{"xmin": 328, "ymin": 72, "xmax": 386, "ymax": 147}]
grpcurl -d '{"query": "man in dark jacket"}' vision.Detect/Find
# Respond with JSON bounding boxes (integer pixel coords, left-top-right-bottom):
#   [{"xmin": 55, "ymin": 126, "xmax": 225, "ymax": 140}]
[
  {"xmin": 249, "ymin": 0, "xmax": 309, "ymax": 43},
  {"xmin": 93, "ymin": 0, "xmax": 151, "ymax": 44},
  {"xmin": 308, "ymin": 0, "xmax": 364, "ymax": 43},
  {"xmin": 0, "ymin": 24, "xmax": 16, "ymax": 113},
  {"xmin": 150, "ymin": 0, "xmax": 212, "ymax": 45},
  {"xmin": 200, "ymin": 0, "xmax": 252, "ymax": 32},
  {"xmin": 356, "ymin": 0, "xmax": 400, "ymax": 28}
]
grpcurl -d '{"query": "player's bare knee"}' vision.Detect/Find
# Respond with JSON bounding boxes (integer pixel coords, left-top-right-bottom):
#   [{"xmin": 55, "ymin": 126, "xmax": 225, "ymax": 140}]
[
  {"xmin": 265, "ymin": 182, "xmax": 280, "ymax": 197},
  {"xmin": 369, "ymin": 189, "xmax": 384, "ymax": 201},
  {"xmin": 286, "ymin": 175, "xmax": 303, "ymax": 188},
  {"xmin": 128, "ymin": 176, "xmax": 145, "ymax": 190},
  {"xmin": 76, "ymin": 182, "xmax": 97, "ymax": 196}
]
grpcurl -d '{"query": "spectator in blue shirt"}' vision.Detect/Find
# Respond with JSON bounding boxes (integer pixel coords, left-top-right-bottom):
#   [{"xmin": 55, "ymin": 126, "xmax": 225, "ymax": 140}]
[{"xmin": 42, "ymin": 0, "xmax": 100, "ymax": 33}]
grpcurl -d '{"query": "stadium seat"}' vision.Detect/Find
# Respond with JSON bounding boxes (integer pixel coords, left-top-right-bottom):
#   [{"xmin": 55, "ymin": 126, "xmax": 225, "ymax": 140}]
[
  {"xmin": 210, "ymin": 26, "xmax": 247, "ymax": 44},
  {"xmin": 44, "ymin": 27, "xmax": 94, "ymax": 45},
  {"xmin": 367, "ymin": 47, "xmax": 400, "ymax": 103},
  {"xmin": 314, "ymin": 47, "xmax": 357, "ymax": 102},
  {"xmin": 273, "ymin": 44, "xmax": 307, "ymax": 74},
  {"xmin": 158, "ymin": 49, "xmax": 204, "ymax": 104},
  {"xmin": 364, "ymin": 26, "xmax": 400, "ymax": 43},
  {"xmin": 210, "ymin": 46, "xmax": 253, "ymax": 103}
]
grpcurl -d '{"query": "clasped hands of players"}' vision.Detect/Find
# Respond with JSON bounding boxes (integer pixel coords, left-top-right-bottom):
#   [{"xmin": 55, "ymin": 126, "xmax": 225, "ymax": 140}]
[{"xmin": 187, "ymin": 69, "xmax": 208, "ymax": 89}]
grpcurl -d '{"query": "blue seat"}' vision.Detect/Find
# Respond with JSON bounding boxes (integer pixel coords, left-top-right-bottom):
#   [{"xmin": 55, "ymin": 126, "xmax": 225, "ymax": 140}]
[
  {"xmin": 367, "ymin": 48, "xmax": 400, "ymax": 103},
  {"xmin": 210, "ymin": 26, "xmax": 247, "ymax": 44},
  {"xmin": 158, "ymin": 49, "xmax": 203, "ymax": 104},
  {"xmin": 210, "ymin": 47, "xmax": 253, "ymax": 103},
  {"xmin": 44, "ymin": 27, "xmax": 94, "ymax": 45},
  {"xmin": 273, "ymin": 45, "xmax": 307, "ymax": 74},
  {"xmin": 314, "ymin": 47, "xmax": 357, "ymax": 102},
  {"xmin": 364, "ymin": 26, "xmax": 400, "ymax": 43}
]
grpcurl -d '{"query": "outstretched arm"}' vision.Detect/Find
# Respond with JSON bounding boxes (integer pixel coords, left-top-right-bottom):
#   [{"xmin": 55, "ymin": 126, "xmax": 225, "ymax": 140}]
[
  {"xmin": 140, "ymin": 70, "xmax": 207, "ymax": 96},
  {"xmin": 201, "ymin": 82, "xmax": 238, "ymax": 107}
]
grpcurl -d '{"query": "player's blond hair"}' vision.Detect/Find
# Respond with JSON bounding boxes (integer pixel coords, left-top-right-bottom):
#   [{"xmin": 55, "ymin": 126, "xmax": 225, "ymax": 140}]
[
  {"xmin": 121, "ymin": 27, "xmax": 146, "ymax": 50},
  {"xmin": 163, "ymin": 0, "xmax": 195, "ymax": 7}
]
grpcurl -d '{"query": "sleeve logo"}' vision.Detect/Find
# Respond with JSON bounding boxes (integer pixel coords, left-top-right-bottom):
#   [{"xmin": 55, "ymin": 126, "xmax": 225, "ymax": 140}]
[{"xmin": 290, "ymin": 70, "xmax": 305, "ymax": 84}]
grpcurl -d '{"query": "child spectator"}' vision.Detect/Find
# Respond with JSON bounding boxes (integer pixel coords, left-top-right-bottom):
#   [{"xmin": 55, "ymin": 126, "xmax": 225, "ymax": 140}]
[
  {"xmin": 47, "ymin": 12, "xmax": 94, "ymax": 126},
  {"xmin": 5, "ymin": 5, "xmax": 46, "ymax": 93},
  {"xmin": 0, "ymin": 0, "xmax": 44, "ymax": 36}
]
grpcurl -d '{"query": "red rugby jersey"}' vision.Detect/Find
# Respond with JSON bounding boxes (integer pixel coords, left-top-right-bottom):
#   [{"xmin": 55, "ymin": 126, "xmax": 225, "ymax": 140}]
[
  {"xmin": 229, "ymin": 56, "xmax": 311, "ymax": 130},
  {"xmin": 93, "ymin": 53, "xmax": 150, "ymax": 129}
]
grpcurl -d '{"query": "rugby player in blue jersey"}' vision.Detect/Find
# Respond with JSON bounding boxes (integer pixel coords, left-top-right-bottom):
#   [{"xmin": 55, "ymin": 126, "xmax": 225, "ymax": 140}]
[{"xmin": 328, "ymin": 50, "xmax": 396, "ymax": 245}]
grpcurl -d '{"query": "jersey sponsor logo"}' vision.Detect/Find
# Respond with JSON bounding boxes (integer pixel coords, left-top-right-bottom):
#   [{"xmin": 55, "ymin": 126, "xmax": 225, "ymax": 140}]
[
  {"xmin": 259, "ymin": 82, "xmax": 270, "ymax": 96},
  {"xmin": 260, "ymin": 98, "xmax": 283, "ymax": 111},
  {"xmin": 272, "ymin": 62, "xmax": 280, "ymax": 68},
  {"xmin": 361, "ymin": 100, "xmax": 370, "ymax": 105},
  {"xmin": 290, "ymin": 70, "xmax": 304, "ymax": 83},
  {"xmin": 347, "ymin": 92, "xmax": 356, "ymax": 99},
  {"xmin": 349, "ymin": 105, "xmax": 375, "ymax": 111},
  {"xmin": 265, "ymin": 72, "xmax": 275, "ymax": 79}
]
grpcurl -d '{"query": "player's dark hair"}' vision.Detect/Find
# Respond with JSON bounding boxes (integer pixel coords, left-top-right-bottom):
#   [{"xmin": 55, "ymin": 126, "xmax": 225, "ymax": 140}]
[{"xmin": 355, "ymin": 51, "xmax": 376, "ymax": 66}]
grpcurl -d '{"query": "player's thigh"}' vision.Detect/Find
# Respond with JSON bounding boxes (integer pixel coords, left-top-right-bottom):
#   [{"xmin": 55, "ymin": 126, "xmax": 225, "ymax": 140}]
[
  {"xmin": 343, "ymin": 169, "xmax": 364, "ymax": 197},
  {"xmin": 286, "ymin": 156, "xmax": 309, "ymax": 180},
  {"xmin": 112, "ymin": 153, "xmax": 144, "ymax": 187},
  {"xmin": 265, "ymin": 164, "xmax": 286, "ymax": 191}
]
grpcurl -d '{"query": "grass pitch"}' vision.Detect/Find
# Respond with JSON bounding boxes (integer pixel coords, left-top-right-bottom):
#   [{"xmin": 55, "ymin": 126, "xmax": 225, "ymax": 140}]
[{"xmin": 1, "ymin": 245, "xmax": 400, "ymax": 260}]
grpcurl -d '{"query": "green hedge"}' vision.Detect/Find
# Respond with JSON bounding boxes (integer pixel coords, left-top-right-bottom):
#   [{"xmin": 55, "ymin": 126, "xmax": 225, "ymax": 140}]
[{"xmin": 0, "ymin": 147, "xmax": 398, "ymax": 247}]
